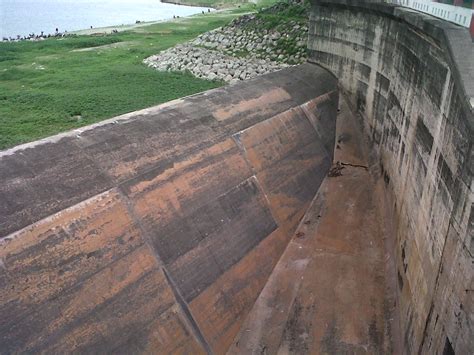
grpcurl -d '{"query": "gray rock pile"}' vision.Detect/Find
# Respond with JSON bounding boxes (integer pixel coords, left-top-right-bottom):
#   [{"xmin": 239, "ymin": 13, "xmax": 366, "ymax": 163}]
[
  {"xmin": 191, "ymin": 18, "xmax": 308, "ymax": 65},
  {"xmin": 144, "ymin": 45, "xmax": 288, "ymax": 83},
  {"xmin": 144, "ymin": 2, "xmax": 309, "ymax": 83}
]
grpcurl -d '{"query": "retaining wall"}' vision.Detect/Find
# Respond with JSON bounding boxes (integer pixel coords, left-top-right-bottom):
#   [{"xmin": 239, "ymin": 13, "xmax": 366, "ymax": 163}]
[{"xmin": 308, "ymin": 1, "xmax": 473, "ymax": 353}]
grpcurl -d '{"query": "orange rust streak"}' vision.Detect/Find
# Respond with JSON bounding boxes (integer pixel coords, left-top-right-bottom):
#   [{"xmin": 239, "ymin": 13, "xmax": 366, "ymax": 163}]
[
  {"xmin": 49, "ymin": 246, "xmax": 165, "ymax": 332},
  {"xmin": 0, "ymin": 190, "xmax": 143, "ymax": 306},
  {"xmin": 129, "ymin": 138, "xmax": 242, "ymax": 196},
  {"xmin": 129, "ymin": 140, "xmax": 251, "ymax": 225},
  {"xmin": 212, "ymin": 88, "xmax": 291, "ymax": 122},
  {"xmin": 236, "ymin": 108, "xmax": 314, "ymax": 172},
  {"xmin": 189, "ymin": 228, "xmax": 289, "ymax": 354}
]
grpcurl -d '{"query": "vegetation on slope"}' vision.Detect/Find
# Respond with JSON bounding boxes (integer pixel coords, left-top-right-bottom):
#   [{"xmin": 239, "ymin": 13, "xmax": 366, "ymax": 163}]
[
  {"xmin": 0, "ymin": 8, "xmax": 253, "ymax": 149},
  {"xmin": 161, "ymin": 0, "xmax": 249, "ymax": 9},
  {"xmin": 161, "ymin": 0, "xmax": 278, "ymax": 10},
  {"xmin": 0, "ymin": 0, "xmax": 300, "ymax": 150}
]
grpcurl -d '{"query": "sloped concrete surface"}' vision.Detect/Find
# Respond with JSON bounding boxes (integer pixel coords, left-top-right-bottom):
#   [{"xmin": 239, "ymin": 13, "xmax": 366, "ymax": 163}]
[{"xmin": 0, "ymin": 64, "xmax": 337, "ymax": 353}]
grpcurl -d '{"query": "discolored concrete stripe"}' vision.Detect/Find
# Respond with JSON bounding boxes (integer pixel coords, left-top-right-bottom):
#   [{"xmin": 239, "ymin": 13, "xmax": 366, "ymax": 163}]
[{"xmin": 234, "ymin": 106, "xmax": 332, "ymax": 228}]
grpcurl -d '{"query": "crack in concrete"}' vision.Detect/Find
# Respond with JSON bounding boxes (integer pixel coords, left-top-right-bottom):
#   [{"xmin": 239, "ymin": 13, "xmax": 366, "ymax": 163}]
[
  {"xmin": 339, "ymin": 162, "xmax": 369, "ymax": 170},
  {"xmin": 328, "ymin": 161, "xmax": 368, "ymax": 177}
]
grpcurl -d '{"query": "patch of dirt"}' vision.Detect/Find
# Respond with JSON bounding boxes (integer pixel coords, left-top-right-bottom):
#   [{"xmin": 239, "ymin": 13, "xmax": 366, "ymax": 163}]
[{"xmin": 71, "ymin": 41, "xmax": 135, "ymax": 52}]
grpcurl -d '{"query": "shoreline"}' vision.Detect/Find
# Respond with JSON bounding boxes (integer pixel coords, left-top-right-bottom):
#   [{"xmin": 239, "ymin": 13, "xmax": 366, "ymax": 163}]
[
  {"xmin": 69, "ymin": 9, "xmax": 218, "ymax": 36},
  {"xmin": 70, "ymin": 3, "xmax": 225, "ymax": 36},
  {"xmin": 161, "ymin": 0, "xmax": 217, "ymax": 9},
  {"xmin": 1, "ymin": 3, "xmax": 216, "ymax": 41}
]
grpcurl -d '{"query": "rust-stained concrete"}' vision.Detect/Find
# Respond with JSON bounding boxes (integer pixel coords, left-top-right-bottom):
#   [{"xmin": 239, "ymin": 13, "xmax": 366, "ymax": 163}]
[
  {"xmin": 1, "ymin": 2, "xmax": 472, "ymax": 352},
  {"xmin": 228, "ymin": 96, "xmax": 399, "ymax": 354},
  {"xmin": 0, "ymin": 64, "xmax": 338, "ymax": 354}
]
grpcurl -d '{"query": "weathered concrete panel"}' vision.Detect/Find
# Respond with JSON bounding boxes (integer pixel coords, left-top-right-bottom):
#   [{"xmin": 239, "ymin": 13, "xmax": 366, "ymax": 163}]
[
  {"xmin": 0, "ymin": 139, "xmax": 112, "ymax": 237},
  {"xmin": 165, "ymin": 177, "xmax": 278, "ymax": 302},
  {"xmin": 190, "ymin": 228, "xmax": 289, "ymax": 354},
  {"xmin": 120, "ymin": 138, "xmax": 253, "ymax": 265},
  {"xmin": 0, "ymin": 191, "xmax": 202, "ymax": 353},
  {"xmin": 234, "ymin": 106, "xmax": 332, "ymax": 229},
  {"xmin": 0, "ymin": 190, "xmax": 144, "ymax": 326},
  {"xmin": 228, "ymin": 95, "xmax": 394, "ymax": 355},
  {"xmin": 0, "ymin": 64, "xmax": 337, "ymax": 353},
  {"xmin": 308, "ymin": 1, "xmax": 473, "ymax": 353}
]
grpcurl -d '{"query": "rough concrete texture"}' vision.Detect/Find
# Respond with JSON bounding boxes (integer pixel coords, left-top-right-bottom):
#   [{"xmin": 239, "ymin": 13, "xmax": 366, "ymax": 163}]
[
  {"xmin": 308, "ymin": 1, "xmax": 473, "ymax": 353},
  {"xmin": 2, "ymin": 2, "xmax": 473, "ymax": 353},
  {"xmin": 228, "ymin": 96, "xmax": 399, "ymax": 354},
  {"xmin": 0, "ymin": 64, "xmax": 338, "ymax": 353}
]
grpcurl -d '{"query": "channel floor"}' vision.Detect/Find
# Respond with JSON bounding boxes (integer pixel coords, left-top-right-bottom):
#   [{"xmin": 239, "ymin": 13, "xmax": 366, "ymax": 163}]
[{"xmin": 227, "ymin": 96, "xmax": 399, "ymax": 354}]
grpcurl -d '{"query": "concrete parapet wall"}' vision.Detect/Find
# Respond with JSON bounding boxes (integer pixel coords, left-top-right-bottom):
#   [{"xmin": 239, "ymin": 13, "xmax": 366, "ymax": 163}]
[
  {"xmin": 0, "ymin": 64, "xmax": 337, "ymax": 353},
  {"xmin": 397, "ymin": 0, "xmax": 473, "ymax": 29},
  {"xmin": 308, "ymin": 1, "xmax": 473, "ymax": 353}
]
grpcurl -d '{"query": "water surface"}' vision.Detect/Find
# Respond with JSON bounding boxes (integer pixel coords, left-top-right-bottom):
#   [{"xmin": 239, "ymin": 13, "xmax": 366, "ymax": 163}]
[{"xmin": 0, "ymin": 0, "xmax": 210, "ymax": 38}]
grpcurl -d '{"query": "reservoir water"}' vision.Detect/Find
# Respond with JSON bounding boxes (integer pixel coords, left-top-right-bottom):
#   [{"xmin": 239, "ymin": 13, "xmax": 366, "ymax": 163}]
[{"xmin": 0, "ymin": 0, "xmax": 211, "ymax": 39}]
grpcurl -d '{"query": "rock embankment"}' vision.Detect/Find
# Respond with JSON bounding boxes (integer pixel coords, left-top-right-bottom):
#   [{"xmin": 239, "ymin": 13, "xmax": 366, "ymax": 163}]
[
  {"xmin": 192, "ymin": 16, "xmax": 308, "ymax": 65},
  {"xmin": 145, "ymin": 45, "xmax": 287, "ymax": 83},
  {"xmin": 144, "ymin": 2, "xmax": 309, "ymax": 83}
]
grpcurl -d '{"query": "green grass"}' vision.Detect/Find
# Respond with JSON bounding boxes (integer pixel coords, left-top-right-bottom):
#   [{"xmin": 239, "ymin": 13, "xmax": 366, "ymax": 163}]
[
  {"xmin": 161, "ymin": 0, "xmax": 278, "ymax": 9},
  {"xmin": 162, "ymin": 0, "xmax": 251, "ymax": 9},
  {"xmin": 0, "ymin": 3, "xmax": 276, "ymax": 150},
  {"xmin": 245, "ymin": 1, "xmax": 310, "ymax": 31}
]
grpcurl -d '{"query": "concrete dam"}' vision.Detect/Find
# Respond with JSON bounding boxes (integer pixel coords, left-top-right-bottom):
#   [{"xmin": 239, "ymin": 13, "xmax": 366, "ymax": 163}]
[{"xmin": 0, "ymin": 1, "xmax": 472, "ymax": 354}]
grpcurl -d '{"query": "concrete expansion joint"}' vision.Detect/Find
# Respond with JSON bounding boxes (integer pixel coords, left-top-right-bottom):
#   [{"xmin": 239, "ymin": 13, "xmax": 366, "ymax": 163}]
[{"xmin": 115, "ymin": 186, "xmax": 213, "ymax": 354}]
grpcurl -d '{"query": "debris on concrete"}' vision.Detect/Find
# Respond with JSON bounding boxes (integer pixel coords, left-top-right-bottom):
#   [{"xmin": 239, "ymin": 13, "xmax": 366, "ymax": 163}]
[{"xmin": 328, "ymin": 162, "xmax": 344, "ymax": 177}]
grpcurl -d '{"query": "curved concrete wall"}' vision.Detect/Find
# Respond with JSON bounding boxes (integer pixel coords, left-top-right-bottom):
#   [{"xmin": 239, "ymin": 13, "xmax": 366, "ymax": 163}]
[
  {"xmin": 0, "ymin": 64, "xmax": 337, "ymax": 353},
  {"xmin": 308, "ymin": 1, "xmax": 473, "ymax": 353}
]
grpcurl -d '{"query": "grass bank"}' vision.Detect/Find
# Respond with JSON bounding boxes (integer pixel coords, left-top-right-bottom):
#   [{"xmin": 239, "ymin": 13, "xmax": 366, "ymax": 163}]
[
  {"xmin": 161, "ymin": 0, "xmax": 247, "ymax": 9},
  {"xmin": 0, "ymin": 2, "xmax": 276, "ymax": 150},
  {"xmin": 161, "ymin": 0, "xmax": 278, "ymax": 10}
]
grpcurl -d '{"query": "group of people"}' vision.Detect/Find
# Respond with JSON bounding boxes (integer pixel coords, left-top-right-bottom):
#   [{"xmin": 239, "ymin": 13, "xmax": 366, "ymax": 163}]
[
  {"xmin": 2, "ymin": 9, "xmax": 214, "ymax": 42},
  {"xmin": 2, "ymin": 28, "xmax": 74, "ymax": 42}
]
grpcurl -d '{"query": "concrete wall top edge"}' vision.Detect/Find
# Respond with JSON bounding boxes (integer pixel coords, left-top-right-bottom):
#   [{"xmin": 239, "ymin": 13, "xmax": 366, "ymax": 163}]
[
  {"xmin": 0, "ymin": 63, "xmax": 333, "ymax": 158},
  {"xmin": 311, "ymin": 0, "xmax": 474, "ymax": 123},
  {"xmin": 0, "ymin": 63, "xmax": 337, "ymax": 238}
]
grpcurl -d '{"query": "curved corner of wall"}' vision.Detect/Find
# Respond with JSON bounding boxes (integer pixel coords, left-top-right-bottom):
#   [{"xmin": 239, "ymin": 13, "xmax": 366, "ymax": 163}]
[
  {"xmin": 308, "ymin": 1, "xmax": 473, "ymax": 353},
  {"xmin": 0, "ymin": 64, "xmax": 338, "ymax": 353}
]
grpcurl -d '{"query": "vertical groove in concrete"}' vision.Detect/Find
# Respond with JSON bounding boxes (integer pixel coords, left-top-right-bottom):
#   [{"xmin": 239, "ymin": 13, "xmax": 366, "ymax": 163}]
[
  {"xmin": 162, "ymin": 268, "xmax": 214, "ymax": 355},
  {"xmin": 116, "ymin": 186, "xmax": 213, "ymax": 354}
]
